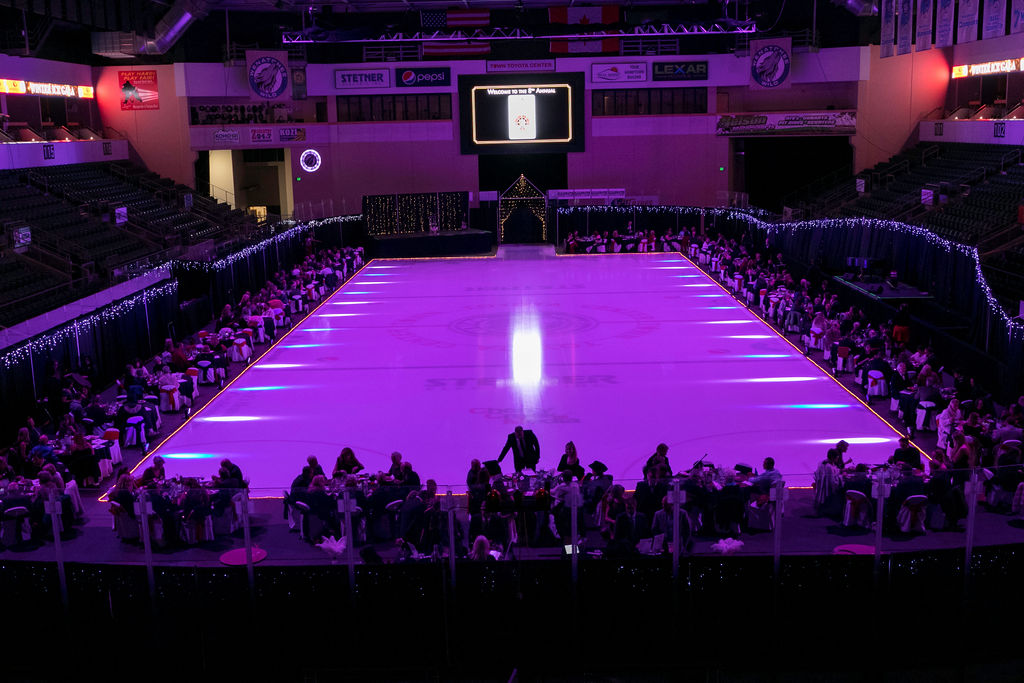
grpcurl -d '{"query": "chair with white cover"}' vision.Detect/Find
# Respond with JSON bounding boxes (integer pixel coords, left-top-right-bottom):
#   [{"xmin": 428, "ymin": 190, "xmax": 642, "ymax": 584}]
[
  {"xmin": 143, "ymin": 396, "xmax": 162, "ymax": 429},
  {"xmin": 212, "ymin": 493, "xmax": 243, "ymax": 536},
  {"xmin": 1, "ymin": 506, "xmax": 31, "ymax": 545},
  {"xmin": 124, "ymin": 416, "xmax": 147, "ymax": 449},
  {"xmin": 65, "ymin": 480, "xmax": 84, "ymax": 517},
  {"xmin": 110, "ymin": 502, "xmax": 140, "ymax": 542},
  {"xmin": 916, "ymin": 401, "xmax": 937, "ymax": 431},
  {"xmin": 866, "ymin": 370, "xmax": 888, "ymax": 400},
  {"xmin": 842, "ymin": 489, "xmax": 871, "ymax": 527},
  {"xmin": 231, "ymin": 338, "xmax": 252, "ymax": 363},
  {"xmin": 835, "ymin": 346, "xmax": 852, "ymax": 374},
  {"xmin": 196, "ymin": 360, "xmax": 215, "ymax": 385},
  {"xmin": 294, "ymin": 501, "xmax": 326, "ymax": 542},
  {"xmin": 185, "ymin": 367, "xmax": 200, "ymax": 395},
  {"xmin": 897, "ymin": 494, "xmax": 928, "ymax": 533},
  {"xmin": 159, "ymin": 385, "xmax": 181, "ymax": 413},
  {"xmin": 180, "ymin": 509, "xmax": 215, "ymax": 545},
  {"xmin": 104, "ymin": 433, "xmax": 123, "ymax": 468}
]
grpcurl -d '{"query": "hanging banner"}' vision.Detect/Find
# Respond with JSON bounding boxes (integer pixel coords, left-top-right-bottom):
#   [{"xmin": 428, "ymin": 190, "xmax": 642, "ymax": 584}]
[
  {"xmin": 1013, "ymin": 0, "xmax": 1024, "ymax": 33},
  {"xmin": 958, "ymin": 0, "xmax": 980, "ymax": 43},
  {"xmin": 897, "ymin": 0, "xmax": 914, "ymax": 54},
  {"xmin": 917, "ymin": 0, "xmax": 934, "ymax": 49},
  {"xmin": 245, "ymin": 50, "xmax": 290, "ymax": 101},
  {"xmin": 749, "ymin": 37, "xmax": 792, "ymax": 89},
  {"xmin": 935, "ymin": 0, "xmax": 956, "ymax": 46},
  {"xmin": 983, "ymin": 0, "xmax": 1008, "ymax": 38},
  {"xmin": 118, "ymin": 70, "xmax": 158, "ymax": 110},
  {"xmin": 881, "ymin": 0, "xmax": 896, "ymax": 57},
  {"xmin": 715, "ymin": 111, "xmax": 856, "ymax": 136}
]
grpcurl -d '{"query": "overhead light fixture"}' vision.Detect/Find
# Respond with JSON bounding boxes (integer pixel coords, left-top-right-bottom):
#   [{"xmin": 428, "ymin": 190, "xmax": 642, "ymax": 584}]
[{"xmin": 831, "ymin": 0, "xmax": 878, "ymax": 16}]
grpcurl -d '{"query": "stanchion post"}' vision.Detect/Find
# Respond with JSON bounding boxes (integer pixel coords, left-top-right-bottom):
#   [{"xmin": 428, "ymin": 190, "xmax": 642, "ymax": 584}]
[
  {"xmin": 47, "ymin": 489, "xmax": 68, "ymax": 610},
  {"xmin": 771, "ymin": 480, "xmax": 786, "ymax": 580},
  {"xmin": 964, "ymin": 467, "xmax": 980, "ymax": 593},
  {"xmin": 569, "ymin": 482, "xmax": 582, "ymax": 584},
  {"xmin": 445, "ymin": 490, "xmax": 457, "ymax": 589},
  {"xmin": 136, "ymin": 490, "xmax": 157, "ymax": 613},
  {"xmin": 872, "ymin": 469, "xmax": 890, "ymax": 586},
  {"xmin": 240, "ymin": 489, "xmax": 255, "ymax": 601},
  {"xmin": 670, "ymin": 479, "xmax": 684, "ymax": 579},
  {"xmin": 341, "ymin": 489, "xmax": 356, "ymax": 588}
]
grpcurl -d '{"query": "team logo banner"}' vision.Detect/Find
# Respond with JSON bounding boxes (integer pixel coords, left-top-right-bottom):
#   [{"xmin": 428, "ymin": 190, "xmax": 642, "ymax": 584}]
[
  {"xmin": 246, "ymin": 51, "xmax": 289, "ymax": 101},
  {"xmin": 983, "ymin": 0, "xmax": 1008, "ymax": 39},
  {"xmin": 119, "ymin": 70, "xmax": 158, "ymax": 110},
  {"xmin": 917, "ymin": 0, "xmax": 934, "ymax": 50},
  {"xmin": 881, "ymin": 0, "xmax": 896, "ymax": 56},
  {"xmin": 935, "ymin": 0, "xmax": 956, "ymax": 45},
  {"xmin": 957, "ymin": 0, "xmax": 980, "ymax": 43},
  {"xmin": 749, "ymin": 38, "xmax": 792, "ymax": 89},
  {"xmin": 897, "ymin": 0, "xmax": 914, "ymax": 54},
  {"xmin": 1013, "ymin": 0, "xmax": 1024, "ymax": 33}
]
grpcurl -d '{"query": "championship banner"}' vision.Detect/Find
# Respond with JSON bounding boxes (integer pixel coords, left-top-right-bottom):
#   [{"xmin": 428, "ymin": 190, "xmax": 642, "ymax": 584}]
[
  {"xmin": 917, "ymin": 0, "xmax": 933, "ymax": 50},
  {"xmin": 715, "ymin": 111, "xmax": 856, "ymax": 137},
  {"xmin": 881, "ymin": 0, "xmax": 896, "ymax": 57},
  {"xmin": 957, "ymin": 0, "xmax": 980, "ymax": 43},
  {"xmin": 246, "ymin": 50, "xmax": 289, "ymax": 101},
  {"xmin": 983, "ymin": 0, "xmax": 1008, "ymax": 38},
  {"xmin": 1013, "ymin": 0, "xmax": 1024, "ymax": 33},
  {"xmin": 118, "ymin": 70, "xmax": 158, "ymax": 110},
  {"xmin": 897, "ymin": 0, "xmax": 914, "ymax": 54},
  {"xmin": 749, "ymin": 37, "xmax": 792, "ymax": 89},
  {"xmin": 935, "ymin": 0, "xmax": 956, "ymax": 46}
]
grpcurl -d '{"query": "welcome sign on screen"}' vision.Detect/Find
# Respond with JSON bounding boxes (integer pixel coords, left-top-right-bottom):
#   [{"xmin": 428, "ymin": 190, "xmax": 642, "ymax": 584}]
[{"xmin": 459, "ymin": 73, "xmax": 584, "ymax": 155}]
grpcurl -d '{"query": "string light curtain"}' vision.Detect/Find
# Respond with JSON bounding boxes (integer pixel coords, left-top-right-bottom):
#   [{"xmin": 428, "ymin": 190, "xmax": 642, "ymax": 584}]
[{"xmin": 364, "ymin": 193, "xmax": 470, "ymax": 235}]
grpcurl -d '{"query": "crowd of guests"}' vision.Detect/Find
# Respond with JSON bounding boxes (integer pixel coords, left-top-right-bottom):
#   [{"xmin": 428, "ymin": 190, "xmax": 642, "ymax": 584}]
[
  {"xmin": 564, "ymin": 222, "xmax": 689, "ymax": 254},
  {"xmin": 1, "ymin": 239, "xmax": 360, "ymax": 545}
]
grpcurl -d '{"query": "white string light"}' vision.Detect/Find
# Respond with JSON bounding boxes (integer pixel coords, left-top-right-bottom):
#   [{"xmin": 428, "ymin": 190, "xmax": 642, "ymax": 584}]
[
  {"xmin": 1, "ymin": 280, "xmax": 179, "ymax": 369},
  {"xmin": 558, "ymin": 207, "xmax": 1024, "ymax": 340},
  {"xmin": 0, "ymin": 215, "xmax": 364, "ymax": 369}
]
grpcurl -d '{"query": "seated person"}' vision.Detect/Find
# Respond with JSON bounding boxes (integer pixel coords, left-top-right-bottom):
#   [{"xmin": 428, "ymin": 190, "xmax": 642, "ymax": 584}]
[
  {"xmin": 890, "ymin": 437, "xmax": 922, "ymax": 469},
  {"xmin": 333, "ymin": 447, "xmax": 364, "ymax": 477},
  {"xmin": 556, "ymin": 441, "xmax": 585, "ymax": 481}
]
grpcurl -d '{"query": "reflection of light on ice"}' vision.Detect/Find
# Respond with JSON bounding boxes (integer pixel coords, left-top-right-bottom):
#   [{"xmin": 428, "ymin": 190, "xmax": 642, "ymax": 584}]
[{"xmin": 506, "ymin": 306, "xmax": 544, "ymax": 416}]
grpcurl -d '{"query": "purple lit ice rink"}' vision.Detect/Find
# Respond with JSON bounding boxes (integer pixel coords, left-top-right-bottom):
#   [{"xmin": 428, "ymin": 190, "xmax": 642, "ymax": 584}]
[{"xmin": 142, "ymin": 246, "xmax": 904, "ymax": 490}]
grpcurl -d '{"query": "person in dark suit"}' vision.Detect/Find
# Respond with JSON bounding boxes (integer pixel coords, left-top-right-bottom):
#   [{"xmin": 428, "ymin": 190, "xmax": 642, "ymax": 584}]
[{"xmin": 498, "ymin": 425, "xmax": 540, "ymax": 473}]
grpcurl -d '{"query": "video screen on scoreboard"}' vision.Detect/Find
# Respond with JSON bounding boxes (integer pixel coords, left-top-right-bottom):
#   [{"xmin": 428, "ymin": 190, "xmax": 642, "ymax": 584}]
[{"xmin": 459, "ymin": 73, "xmax": 585, "ymax": 155}]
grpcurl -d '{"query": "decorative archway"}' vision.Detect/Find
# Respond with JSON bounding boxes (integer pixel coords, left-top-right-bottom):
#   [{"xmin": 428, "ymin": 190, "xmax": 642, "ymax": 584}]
[{"xmin": 498, "ymin": 174, "xmax": 547, "ymax": 243}]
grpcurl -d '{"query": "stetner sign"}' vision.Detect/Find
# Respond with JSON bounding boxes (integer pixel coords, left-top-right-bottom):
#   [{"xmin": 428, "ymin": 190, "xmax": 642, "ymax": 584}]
[{"xmin": 334, "ymin": 69, "xmax": 390, "ymax": 89}]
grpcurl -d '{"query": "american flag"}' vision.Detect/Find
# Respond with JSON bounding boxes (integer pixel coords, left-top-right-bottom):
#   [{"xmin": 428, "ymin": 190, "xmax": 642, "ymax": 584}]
[{"xmin": 420, "ymin": 9, "xmax": 490, "ymax": 28}]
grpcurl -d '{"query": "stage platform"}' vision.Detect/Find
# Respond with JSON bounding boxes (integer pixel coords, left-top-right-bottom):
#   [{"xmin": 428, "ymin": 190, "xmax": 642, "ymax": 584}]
[
  {"xmin": 367, "ymin": 229, "xmax": 492, "ymax": 258},
  {"xmin": 140, "ymin": 245, "xmax": 905, "ymax": 491}
]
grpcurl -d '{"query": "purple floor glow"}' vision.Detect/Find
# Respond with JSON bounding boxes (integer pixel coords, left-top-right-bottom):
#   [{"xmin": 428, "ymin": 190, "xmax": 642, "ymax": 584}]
[{"xmin": 141, "ymin": 245, "xmax": 904, "ymax": 491}]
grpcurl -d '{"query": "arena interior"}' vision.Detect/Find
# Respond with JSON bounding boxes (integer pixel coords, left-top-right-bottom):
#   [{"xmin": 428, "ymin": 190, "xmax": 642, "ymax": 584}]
[{"xmin": 2, "ymin": 0, "xmax": 1024, "ymax": 679}]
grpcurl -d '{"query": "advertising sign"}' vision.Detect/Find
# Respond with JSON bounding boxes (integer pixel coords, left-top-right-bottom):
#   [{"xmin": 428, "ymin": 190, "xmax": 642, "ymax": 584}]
[
  {"xmin": 715, "ymin": 111, "xmax": 856, "ymax": 136},
  {"xmin": 651, "ymin": 61, "xmax": 708, "ymax": 81},
  {"xmin": 119, "ymin": 70, "xmax": 159, "ymax": 110},
  {"xmin": 251, "ymin": 128, "xmax": 273, "ymax": 143},
  {"xmin": 590, "ymin": 63, "xmax": 648, "ymax": 83},
  {"xmin": 334, "ymin": 69, "xmax": 390, "ymax": 89},
  {"xmin": 486, "ymin": 60, "xmax": 556, "ymax": 73},
  {"xmin": 279, "ymin": 127, "xmax": 306, "ymax": 142},
  {"xmin": 395, "ymin": 67, "xmax": 451, "ymax": 88},
  {"xmin": 213, "ymin": 130, "xmax": 240, "ymax": 144}
]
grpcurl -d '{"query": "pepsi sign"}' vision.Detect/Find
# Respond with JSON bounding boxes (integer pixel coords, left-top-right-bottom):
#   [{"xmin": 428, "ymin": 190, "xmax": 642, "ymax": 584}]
[{"xmin": 395, "ymin": 67, "xmax": 451, "ymax": 88}]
